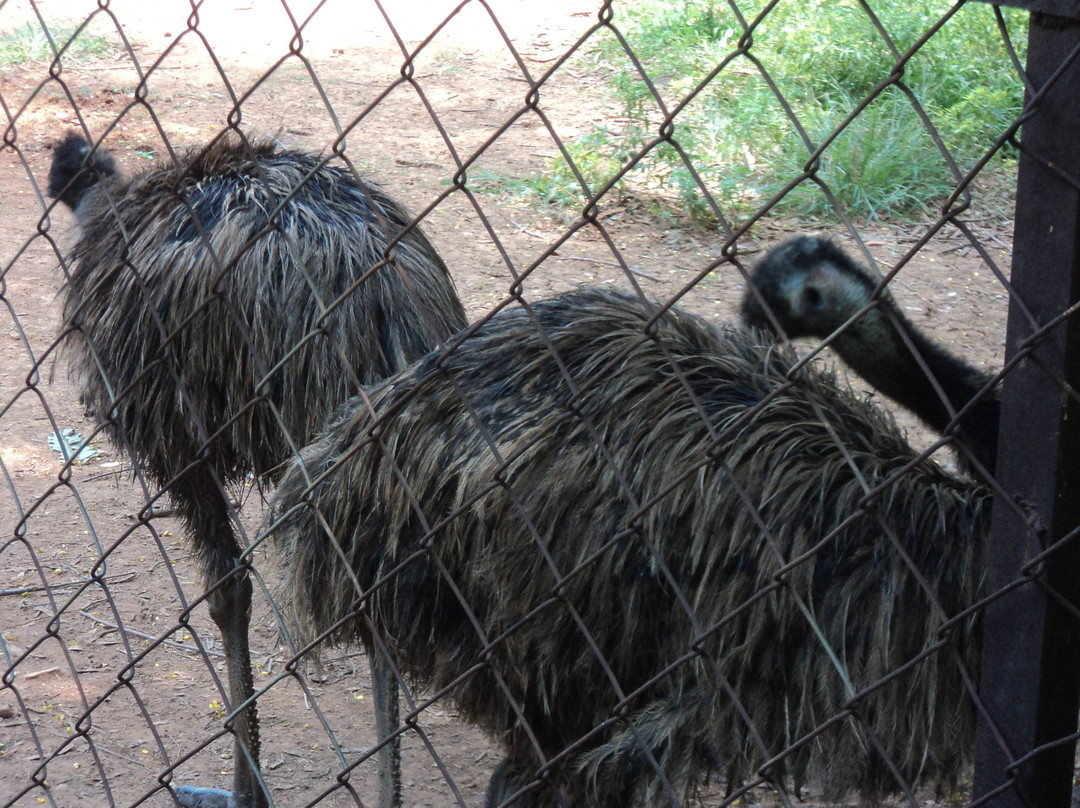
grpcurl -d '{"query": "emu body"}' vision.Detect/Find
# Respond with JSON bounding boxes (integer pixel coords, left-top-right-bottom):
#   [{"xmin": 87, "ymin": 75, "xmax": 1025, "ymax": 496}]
[
  {"xmin": 49, "ymin": 132, "xmax": 467, "ymax": 808},
  {"xmin": 272, "ymin": 288, "xmax": 992, "ymax": 807},
  {"xmin": 741, "ymin": 236, "xmax": 1000, "ymax": 474}
]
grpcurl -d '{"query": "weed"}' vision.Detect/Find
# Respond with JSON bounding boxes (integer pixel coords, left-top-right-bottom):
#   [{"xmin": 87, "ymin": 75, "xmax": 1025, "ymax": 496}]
[
  {"xmin": 0, "ymin": 20, "xmax": 116, "ymax": 66},
  {"xmin": 497, "ymin": 1, "xmax": 1028, "ymax": 222}
]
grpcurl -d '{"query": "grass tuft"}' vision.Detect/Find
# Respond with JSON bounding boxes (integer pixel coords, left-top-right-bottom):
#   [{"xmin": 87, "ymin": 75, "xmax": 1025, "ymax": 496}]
[
  {"xmin": 0, "ymin": 21, "xmax": 117, "ymax": 66},
  {"xmin": 504, "ymin": 1, "xmax": 1028, "ymax": 222}
]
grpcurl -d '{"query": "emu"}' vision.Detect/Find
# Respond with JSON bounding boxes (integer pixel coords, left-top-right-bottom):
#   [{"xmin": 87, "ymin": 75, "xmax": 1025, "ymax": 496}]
[
  {"xmin": 48, "ymin": 131, "xmax": 467, "ymax": 808},
  {"xmin": 740, "ymin": 235, "xmax": 1000, "ymax": 475},
  {"xmin": 270, "ymin": 286, "xmax": 1001, "ymax": 807}
]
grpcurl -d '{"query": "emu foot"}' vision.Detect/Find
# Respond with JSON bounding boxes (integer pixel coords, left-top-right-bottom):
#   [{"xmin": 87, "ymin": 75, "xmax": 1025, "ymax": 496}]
[
  {"xmin": 172, "ymin": 764, "xmax": 266, "ymax": 808},
  {"xmin": 172, "ymin": 761, "xmax": 266, "ymax": 808},
  {"xmin": 173, "ymin": 786, "xmax": 235, "ymax": 808}
]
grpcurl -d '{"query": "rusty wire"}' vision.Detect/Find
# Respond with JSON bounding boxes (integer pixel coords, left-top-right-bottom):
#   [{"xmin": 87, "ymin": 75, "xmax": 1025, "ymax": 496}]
[{"xmin": 1, "ymin": 1, "xmax": 1079, "ymax": 807}]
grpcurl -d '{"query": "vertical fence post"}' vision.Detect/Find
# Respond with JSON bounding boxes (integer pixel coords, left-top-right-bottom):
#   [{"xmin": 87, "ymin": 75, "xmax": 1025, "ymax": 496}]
[{"xmin": 972, "ymin": 8, "xmax": 1080, "ymax": 808}]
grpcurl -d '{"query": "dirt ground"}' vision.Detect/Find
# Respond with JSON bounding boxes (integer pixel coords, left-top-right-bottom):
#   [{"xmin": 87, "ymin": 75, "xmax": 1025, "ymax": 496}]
[{"xmin": 0, "ymin": 1, "xmax": 1015, "ymax": 807}]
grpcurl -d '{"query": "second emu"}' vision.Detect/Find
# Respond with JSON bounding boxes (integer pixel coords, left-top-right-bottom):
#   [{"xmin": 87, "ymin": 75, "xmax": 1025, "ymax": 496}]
[
  {"xmin": 741, "ymin": 235, "xmax": 1001, "ymax": 474},
  {"xmin": 271, "ymin": 286, "xmax": 1003, "ymax": 807},
  {"xmin": 48, "ymin": 131, "xmax": 467, "ymax": 808}
]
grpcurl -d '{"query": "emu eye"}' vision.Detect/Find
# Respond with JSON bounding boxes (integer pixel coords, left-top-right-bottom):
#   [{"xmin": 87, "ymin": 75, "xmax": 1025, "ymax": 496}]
[{"xmin": 803, "ymin": 286, "xmax": 825, "ymax": 310}]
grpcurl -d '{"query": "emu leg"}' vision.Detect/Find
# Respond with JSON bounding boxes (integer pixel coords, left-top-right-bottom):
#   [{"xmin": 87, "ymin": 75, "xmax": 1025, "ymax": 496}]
[
  {"xmin": 371, "ymin": 648, "xmax": 401, "ymax": 808},
  {"xmin": 171, "ymin": 475, "xmax": 266, "ymax": 808},
  {"xmin": 483, "ymin": 756, "xmax": 520, "ymax": 808},
  {"xmin": 485, "ymin": 757, "xmax": 564, "ymax": 808},
  {"xmin": 175, "ymin": 570, "xmax": 265, "ymax": 808},
  {"xmin": 484, "ymin": 758, "xmax": 513, "ymax": 808}
]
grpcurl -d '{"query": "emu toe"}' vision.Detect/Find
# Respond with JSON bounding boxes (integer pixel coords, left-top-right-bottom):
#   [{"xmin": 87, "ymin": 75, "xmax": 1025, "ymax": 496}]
[{"xmin": 173, "ymin": 786, "xmax": 235, "ymax": 808}]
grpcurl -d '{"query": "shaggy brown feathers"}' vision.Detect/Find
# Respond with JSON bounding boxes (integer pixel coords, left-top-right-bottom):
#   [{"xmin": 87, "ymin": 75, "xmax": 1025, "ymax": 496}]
[
  {"xmin": 272, "ymin": 287, "xmax": 991, "ymax": 807},
  {"xmin": 50, "ymin": 130, "xmax": 467, "ymax": 808},
  {"xmin": 53, "ymin": 131, "xmax": 467, "ymax": 572}
]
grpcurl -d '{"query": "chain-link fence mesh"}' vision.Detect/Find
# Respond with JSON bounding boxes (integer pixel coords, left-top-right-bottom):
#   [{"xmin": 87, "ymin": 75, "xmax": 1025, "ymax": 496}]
[{"xmin": 2, "ymin": 1, "xmax": 1078, "ymax": 806}]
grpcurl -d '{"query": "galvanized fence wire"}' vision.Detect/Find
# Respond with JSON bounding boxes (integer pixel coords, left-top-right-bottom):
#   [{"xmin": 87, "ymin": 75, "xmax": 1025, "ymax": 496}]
[{"xmin": 1, "ymin": 0, "xmax": 1078, "ymax": 806}]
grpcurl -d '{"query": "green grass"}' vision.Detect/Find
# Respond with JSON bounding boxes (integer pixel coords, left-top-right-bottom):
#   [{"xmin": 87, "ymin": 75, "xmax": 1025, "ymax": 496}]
[
  {"xmin": 0, "ymin": 21, "xmax": 116, "ymax": 66},
  {"xmin": 502, "ymin": 1, "xmax": 1028, "ymax": 222}
]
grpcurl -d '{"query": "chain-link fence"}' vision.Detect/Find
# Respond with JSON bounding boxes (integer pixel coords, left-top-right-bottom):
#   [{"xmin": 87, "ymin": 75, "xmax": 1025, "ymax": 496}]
[{"xmin": 2, "ymin": 1, "xmax": 1078, "ymax": 807}]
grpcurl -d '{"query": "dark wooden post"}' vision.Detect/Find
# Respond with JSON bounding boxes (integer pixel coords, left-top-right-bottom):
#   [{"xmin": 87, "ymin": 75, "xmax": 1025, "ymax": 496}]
[{"xmin": 970, "ymin": 4, "xmax": 1080, "ymax": 807}]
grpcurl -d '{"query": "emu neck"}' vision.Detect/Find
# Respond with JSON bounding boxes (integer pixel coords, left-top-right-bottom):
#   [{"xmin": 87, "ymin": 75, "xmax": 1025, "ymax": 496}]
[{"xmin": 831, "ymin": 304, "xmax": 999, "ymax": 470}]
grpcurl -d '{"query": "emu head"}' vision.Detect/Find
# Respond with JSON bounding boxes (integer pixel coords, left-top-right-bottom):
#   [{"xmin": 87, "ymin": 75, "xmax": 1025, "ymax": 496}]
[
  {"xmin": 741, "ymin": 235, "xmax": 882, "ymax": 340},
  {"xmin": 48, "ymin": 132, "xmax": 119, "ymax": 217}
]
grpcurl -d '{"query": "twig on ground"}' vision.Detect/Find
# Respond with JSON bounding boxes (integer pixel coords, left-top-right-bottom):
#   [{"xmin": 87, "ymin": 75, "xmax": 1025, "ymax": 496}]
[{"xmin": 76, "ymin": 610, "xmax": 225, "ymax": 658}]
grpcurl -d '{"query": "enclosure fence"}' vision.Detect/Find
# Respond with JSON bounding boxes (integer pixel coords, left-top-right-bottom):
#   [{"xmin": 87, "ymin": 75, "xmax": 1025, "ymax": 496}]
[{"xmin": 1, "ymin": 1, "xmax": 1079, "ymax": 807}]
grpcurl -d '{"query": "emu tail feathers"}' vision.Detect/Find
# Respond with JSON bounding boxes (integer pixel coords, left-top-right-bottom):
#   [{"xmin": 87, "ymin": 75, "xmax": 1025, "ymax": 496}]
[{"xmin": 48, "ymin": 132, "xmax": 118, "ymax": 213}]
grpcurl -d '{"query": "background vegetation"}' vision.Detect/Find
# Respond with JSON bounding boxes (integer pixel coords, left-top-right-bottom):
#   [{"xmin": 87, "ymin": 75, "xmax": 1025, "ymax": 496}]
[
  {"xmin": 4, "ymin": 3, "xmax": 1028, "ymax": 223},
  {"xmin": 506, "ymin": 0, "xmax": 1028, "ymax": 222},
  {"xmin": 0, "ymin": 19, "xmax": 115, "ymax": 65}
]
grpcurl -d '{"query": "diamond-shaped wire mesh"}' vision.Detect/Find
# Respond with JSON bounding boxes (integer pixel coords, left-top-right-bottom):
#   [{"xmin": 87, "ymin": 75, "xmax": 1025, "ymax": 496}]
[{"xmin": 1, "ymin": 1, "xmax": 1078, "ymax": 807}]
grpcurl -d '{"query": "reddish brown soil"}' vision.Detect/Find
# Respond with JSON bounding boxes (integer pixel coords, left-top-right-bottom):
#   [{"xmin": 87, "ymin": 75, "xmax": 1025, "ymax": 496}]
[{"xmin": 0, "ymin": 2, "xmax": 1013, "ymax": 806}]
